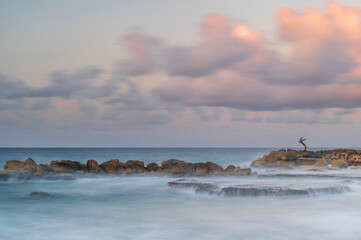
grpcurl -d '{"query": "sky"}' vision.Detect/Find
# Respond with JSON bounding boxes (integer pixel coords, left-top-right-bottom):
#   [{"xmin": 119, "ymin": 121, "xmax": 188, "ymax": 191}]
[{"xmin": 1, "ymin": 0, "xmax": 361, "ymax": 147}]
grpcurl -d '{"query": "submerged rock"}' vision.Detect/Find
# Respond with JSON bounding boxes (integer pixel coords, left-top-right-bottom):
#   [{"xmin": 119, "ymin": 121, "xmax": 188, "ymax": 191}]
[
  {"xmin": 29, "ymin": 192, "xmax": 51, "ymax": 198},
  {"xmin": 34, "ymin": 164, "xmax": 54, "ymax": 177},
  {"xmin": 168, "ymin": 179, "xmax": 351, "ymax": 197},
  {"xmin": 219, "ymin": 185, "xmax": 351, "ymax": 197},
  {"xmin": 168, "ymin": 179, "xmax": 218, "ymax": 194}
]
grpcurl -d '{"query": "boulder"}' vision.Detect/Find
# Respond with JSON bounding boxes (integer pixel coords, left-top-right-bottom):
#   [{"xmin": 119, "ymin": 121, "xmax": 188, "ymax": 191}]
[
  {"xmin": 205, "ymin": 162, "xmax": 223, "ymax": 174},
  {"xmin": 224, "ymin": 165, "xmax": 236, "ymax": 173},
  {"xmin": 50, "ymin": 160, "xmax": 83, "ymax": 173},
  {"xmin": 86, "ymin": 159, "xmax": 101, "ymax": 173},
  {"xmin": 331, "ymin": 159, "xmax": 348, "ymax": 168},
  {"xmin": 4, "ymin": 160, "xmax": 26, "ymax": 171},
  {"xmin": 296, "ymin": 158, "xmax": 319, "ymax": 166},
  {"xmin": 234, "ymin": 167, "xmax": 251, "ymax": 176},
  {"xmin": 117, "ymin": 165, "xmax": 133, "ymax": 175},
  {"xmin": 99, "ymin": 159, "xmax": 120, "ymax": 174},
  {"xmin": 145, "ymin": 162, "xmax": 162, "ymax": 172},
  {"xmin": 276, "ymin": 160, "xmax": 295, "ymax": 167},
  {"xmin": 34, "ymin": 164, "xmax": 54, "ymax": 177},
  {"xmin": 194, "ymin": 163, "xmax": 208, "ymax": 176},
  {"xmin": 169, "ymin": 166, "xmax": 187, "ymax": 176},
  {"xmin": 124, "ymin": 160, "xmax": 145, "ymax": 173},
  {"xmin": 251, "ymin": 159, "xmax": 269, "ymax": 167},
  {"xmin": 314, "ymin": 158, "xmax": 328, "ymax": 168},
  {"xmin": 350, "ymin": 160, "xmax": 361, "ymax": 166},
  {"xmin": 162, "ymin": 159, "xmax": 194, "ymax": 175}
]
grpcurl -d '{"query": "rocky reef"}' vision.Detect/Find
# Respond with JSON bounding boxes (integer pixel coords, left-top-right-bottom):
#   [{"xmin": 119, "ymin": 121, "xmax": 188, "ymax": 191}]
[
  {"xmin": 168, "ymin": 179, "xmax": 352, "ymax": 197},
  {"xmin": 0, "ymin": 158, "xmax": 251, "ymax": 181},
  {"xmin": 251, "ymin": 149, "xmax": 361, "ymax": 168}
]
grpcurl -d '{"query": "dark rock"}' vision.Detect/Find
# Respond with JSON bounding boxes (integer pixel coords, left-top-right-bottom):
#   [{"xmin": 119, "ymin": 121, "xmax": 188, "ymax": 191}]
[
  {"xmin": 99, "ymin": 159, "xmax": 120, "ymax": 174},
  {"xmin": 224, "ymin": 165, "xmax": 236, "ymax": 173},
  {"xmin": 194, "ymin": 163, "xmax": 208, "ymax": 176},
  {"xmin": 29, "ymin": 192, "xmax": 51, "ymax": 198},
  {"xmin": 124, "ymin": 160, "xmax": 145, "ymax": 173},
  {"xmin": 50, "ymin": 160, "xmax": 83, "ymax": 173},
  {"xmin": 168, "ymin": 179, "xmax": 218, "ymax": 194},
  {"xmin": 34, "ymin": 164, "xmax": 54, "ymax": 177},
  {"xmin": 206, "ymin": 162, "xmax": 223, "ymax": 174},
  {"xmin": 219, "ymin": 185, "xmax": 351, "ymax": 197},
  {"xmin": 162, "ymin": 159, "xmax": 195, "ymax": 175},
  {"xmin": 145, "ymin": 162, "xmax": 160, "ymax": 171},
  {"xmin": 234, "ymin": 167, "xmax": 251, "ymax": 175},
  {"xmin": 86, "ymin": 159, "xmax": 101, "ymax": 173}
]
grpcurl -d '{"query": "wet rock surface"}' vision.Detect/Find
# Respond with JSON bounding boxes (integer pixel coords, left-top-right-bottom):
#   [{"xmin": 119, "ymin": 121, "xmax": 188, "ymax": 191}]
[{"xmin": 168, "ymin": 179, "xmax": 352, "ymax": 197}]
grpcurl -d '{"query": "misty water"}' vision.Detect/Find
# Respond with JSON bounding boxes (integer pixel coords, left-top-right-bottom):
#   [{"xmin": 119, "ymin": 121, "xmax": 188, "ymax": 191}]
[{"xmin": 1, "ymin": 148, "xmax": 361, "ymax": 240}]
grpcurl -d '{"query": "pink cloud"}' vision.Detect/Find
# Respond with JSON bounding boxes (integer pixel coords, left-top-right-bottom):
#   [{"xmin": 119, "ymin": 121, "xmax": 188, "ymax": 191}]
[{"xmin": 157, "ymin": 2, "xmax": 361, "ymax": 111}]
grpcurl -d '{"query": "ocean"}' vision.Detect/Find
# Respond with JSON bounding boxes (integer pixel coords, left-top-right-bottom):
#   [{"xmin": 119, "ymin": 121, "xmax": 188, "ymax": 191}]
[{"xmin": 1, "ymin": 148, "xmax": 360, "ymax": 240}]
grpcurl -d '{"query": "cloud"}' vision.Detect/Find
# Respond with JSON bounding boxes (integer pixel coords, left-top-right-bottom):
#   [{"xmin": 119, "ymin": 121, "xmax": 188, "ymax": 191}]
[
  {"xmin": 0, "ymin": 67, "xmax": 119, "ymax": 101},
  {"xmin": 165, "ymin": 14, "xmax": 262, "ymax": 77},
  {"xmin": 116, "ymin": 29, "xmax": 162, "ymax": 76},
  {"xmin": 157, "ymin": 2, "xmax": 361, "ymax": 111}
]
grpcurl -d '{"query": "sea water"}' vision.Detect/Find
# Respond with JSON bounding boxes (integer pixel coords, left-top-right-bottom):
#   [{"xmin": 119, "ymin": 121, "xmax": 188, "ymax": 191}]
[{"xmin": 1, "ymin": 148, "xmax": 361, "ymax": 240}]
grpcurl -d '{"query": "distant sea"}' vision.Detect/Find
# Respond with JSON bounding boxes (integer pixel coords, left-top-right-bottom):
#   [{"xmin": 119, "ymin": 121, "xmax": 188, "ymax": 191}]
[{"xmin": 0, "ymin": 147, "xmax": 281, "ymax": 168}]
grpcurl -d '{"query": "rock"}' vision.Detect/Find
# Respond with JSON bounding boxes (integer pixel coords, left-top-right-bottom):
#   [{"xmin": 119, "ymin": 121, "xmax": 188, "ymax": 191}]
[
  {"xmin": 4, "ymin": 160, "xmax": 26, "ymax": 171},
  {"xmin": 50, "ymin": 160, "xmax": 83, "ymax": 173},
  {"xmin": 219, "ymin": 185, "xmax": 351, "ymax": 197},
  {"xmin": 86, "ymin": 159, "xmax": 101, "ymax": 173},
  {"xmin": 29, "ymin": 192, "xmax": 50, "ymax": 198},
  {"xmin": 168, "ymin": 179, "xmax": 218, "ymax": 194},
  {"xmin": 34, "ymin": 164, "xmax": 54, "ymax": 177},
  {"xmin": 162, "ymin": 159, "xmax": 194, "ymax": 175},
  {"xmin": 350, "ymin": 160, "xmax": 361, "ymax": 166},
  {"xmin": 234, "ymin": 167, "xmax": 251, "ymax": 176},
  {"xmin": 117, "ymin": 165, "xmax": 132, "ymax": 176},
  {"xmin": 224, "ymin": 165, "xmax": 236, "ymax": 173},
  {"xmin": 205, "ymin": 162, "xmax": 223, "ymax": 174},
  {"xmin": 46, "ymin": 172, "xmax": 75, "ymax": 180},
  {"xmin": 251, "ymin": 159, "xmax": 270, "ymax": 167},
  {"xmin": 99, "ymin": 159, "xmax": 120, "ymax": 174},
  {"xmin": 276, "ymin": 160, "xmax": 295, "ymax": 167},
  {"xmin": 331, "ymin": 159, "xmax": 348, "ymax": 168},
  {"xmin": 314, "ymin": 158, "xmax": 328, "ymax": 168},
  {"xmin": 145, "ymin": 162, "xmax": 162, "ymax": 172},
  {"xmin": 124, "ymin": 160, "xmax": 145, "ymax": 173},
  {"xmin": 194, "ymin": 163, "xmax": 208, "ymax": 176},
  {"xmin": 295, "ymin": 158, "xmax": 320, "ymax": 166},
  {"xmin": 169, "ymin": 166, "xmax": 187, "ymax": 176}
]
